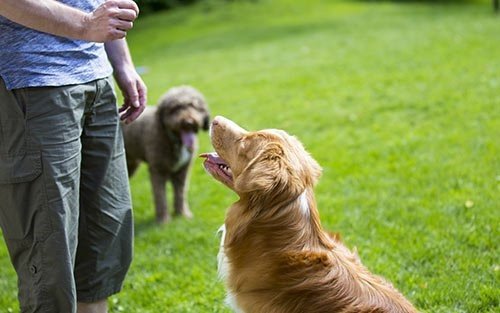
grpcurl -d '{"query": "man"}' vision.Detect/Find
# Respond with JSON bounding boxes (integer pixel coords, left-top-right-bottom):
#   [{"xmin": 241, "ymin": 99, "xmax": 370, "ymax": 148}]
[{"xmin": 0, "ymin": 0, "xmax": 147, "ymax": 312}]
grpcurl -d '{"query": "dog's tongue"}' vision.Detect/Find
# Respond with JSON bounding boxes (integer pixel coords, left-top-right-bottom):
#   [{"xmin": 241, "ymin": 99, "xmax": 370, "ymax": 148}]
[{"xmin": 181, "ymin": 131, "xmax": 196, "ymax": 151}]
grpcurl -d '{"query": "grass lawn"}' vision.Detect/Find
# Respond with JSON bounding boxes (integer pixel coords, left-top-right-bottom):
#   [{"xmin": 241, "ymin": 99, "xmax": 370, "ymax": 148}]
[{"xmin": 0, "ymin": 0, "xmax": 498, "ymax": 312}]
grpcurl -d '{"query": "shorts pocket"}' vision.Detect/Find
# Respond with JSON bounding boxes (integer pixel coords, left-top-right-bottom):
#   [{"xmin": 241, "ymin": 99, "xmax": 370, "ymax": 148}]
[
  {"xmin": 0, "ymin": 151, "xmax": 51, "ymax": 241},
  {"xmin": 0, "ymin": 152, "xmax": 41, "ymax": 184}
]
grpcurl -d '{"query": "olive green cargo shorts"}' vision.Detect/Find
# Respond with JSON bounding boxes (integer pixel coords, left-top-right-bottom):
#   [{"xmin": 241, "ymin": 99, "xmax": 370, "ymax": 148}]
[{"xmin": 0, "ymin": 77, "xmax": 133, "ymax": 313}]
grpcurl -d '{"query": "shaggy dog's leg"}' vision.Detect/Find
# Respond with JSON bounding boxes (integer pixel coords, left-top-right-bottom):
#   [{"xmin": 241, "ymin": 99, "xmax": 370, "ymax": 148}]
[
  {"xmin": 172, "ymin": 166, "xmax": 193, "ymax": 218},
  {"xmin": 126, "ymin": 158, "xmax": 140, "ymax": 177},
  {"xmin": 149, "ymin": 170, "xmax": 170, "ymax": 223}
]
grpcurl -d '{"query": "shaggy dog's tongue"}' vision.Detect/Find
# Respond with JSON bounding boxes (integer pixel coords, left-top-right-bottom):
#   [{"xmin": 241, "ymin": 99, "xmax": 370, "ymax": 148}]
[{"xmin": 181, "ymin": 131, "xmax": 196, "ymax": 151}]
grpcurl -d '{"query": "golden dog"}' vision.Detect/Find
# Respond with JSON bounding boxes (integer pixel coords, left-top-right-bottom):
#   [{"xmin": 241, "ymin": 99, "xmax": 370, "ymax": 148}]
[{"xmin": 201, "ymin": 116, "xmax": 417, "ymax": 313}]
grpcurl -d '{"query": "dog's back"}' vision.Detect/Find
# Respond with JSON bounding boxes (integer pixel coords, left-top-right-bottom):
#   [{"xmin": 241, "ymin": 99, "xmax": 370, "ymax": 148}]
[{"xmin": 220, "ymin": 202, "xmax": 417, "ymax": 313}]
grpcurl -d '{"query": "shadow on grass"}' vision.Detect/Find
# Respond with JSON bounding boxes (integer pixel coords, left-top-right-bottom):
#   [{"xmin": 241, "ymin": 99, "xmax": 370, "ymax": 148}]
[
  {"xmin": 131, "ymin": 19, "xmax": 344, "ymax": 61},
  {"xmin": 356, "ymin": 0, "xmax": 499, "ymax": 10},
  {"xmin": 131, "ymin": 0, "xmax": 497, "ymax": 63},
  {"xmin": 133, "ymin": 214, "xmax": 198, "ymax": 237},
  {"xmin": 134, "ymin": 218, "xmax": 158, "ymax": 237},
  {"xmin": 356, "ymin": 0, "xmax": 486, "ymax": 3},
  {"xmin": 355, "ymin": 0, "xmax": 499, "ymax": 9}
]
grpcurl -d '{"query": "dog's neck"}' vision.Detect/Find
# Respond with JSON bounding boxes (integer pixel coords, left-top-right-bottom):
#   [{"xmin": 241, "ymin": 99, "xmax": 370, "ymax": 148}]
[
  {"xmin": 225, "ymin": 186, "xmax": 332, "ymax": 252},
  {"xmin": 156, "ymin": 115, "xmax": 193, "ymax": 171},
  {"xmin": 158, "ymin": 118, "xmax": 180, "ymax": 146}
]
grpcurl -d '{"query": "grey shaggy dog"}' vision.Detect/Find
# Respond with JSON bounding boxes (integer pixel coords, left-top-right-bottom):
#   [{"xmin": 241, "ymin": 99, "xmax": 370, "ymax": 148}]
[{"xmin": 122, "ymin": 85, "xmax": 210, "ymax": 223}]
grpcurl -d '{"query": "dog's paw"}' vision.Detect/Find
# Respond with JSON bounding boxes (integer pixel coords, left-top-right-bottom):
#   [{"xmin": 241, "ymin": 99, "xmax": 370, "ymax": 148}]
[
  {"xmin": 155, "ymin": 211, "xmax": 171, "ymax": 225},
  {"xmin": 174, "ymin": 206, "xmax": 193, "ymax": 219}
]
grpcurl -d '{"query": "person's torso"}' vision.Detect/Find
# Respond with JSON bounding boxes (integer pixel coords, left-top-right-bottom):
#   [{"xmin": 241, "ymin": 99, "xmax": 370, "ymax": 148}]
[{"xmin": 0, "ymin": 0, "xmax": 113, "ymax": 90}]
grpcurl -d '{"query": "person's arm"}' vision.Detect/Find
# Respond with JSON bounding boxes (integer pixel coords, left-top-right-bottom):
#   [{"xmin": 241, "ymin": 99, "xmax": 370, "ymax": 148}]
[
  {"xmin": 105, "ymin": 39, "xmax": 147, "ymax": 124},
  {"xmin": 0, "ymin": 0, "xmax": 139, "ymax": 42}
]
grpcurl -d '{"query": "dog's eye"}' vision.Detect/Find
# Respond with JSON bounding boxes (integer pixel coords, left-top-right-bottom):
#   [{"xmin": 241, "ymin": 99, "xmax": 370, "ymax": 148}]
[
  {"xmin": 169, "ymin": 105, "xmax": 183, "ymax": 113},
  {"xmin": 236, "ymin": 138, "xmax": 246, "ymax": 152}
]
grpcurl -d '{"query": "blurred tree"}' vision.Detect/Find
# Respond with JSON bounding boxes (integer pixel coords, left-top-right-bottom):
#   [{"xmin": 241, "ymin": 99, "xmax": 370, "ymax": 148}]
[
  {"xmin": 134, "ymin": 0, "xmax": 496, "ymax": 14},
  {"xmin": 134, "ymin": 0, "xmax": 197, "ymax": 13},
  {"xmin": 134, "ymin": 0, "xmax": 258, "ymax": 13}
]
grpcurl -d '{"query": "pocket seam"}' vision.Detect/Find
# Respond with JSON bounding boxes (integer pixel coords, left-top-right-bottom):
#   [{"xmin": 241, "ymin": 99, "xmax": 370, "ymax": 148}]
[{"xmin": 0, "ymin": 152, "xmax": 42, "ymax": 184}]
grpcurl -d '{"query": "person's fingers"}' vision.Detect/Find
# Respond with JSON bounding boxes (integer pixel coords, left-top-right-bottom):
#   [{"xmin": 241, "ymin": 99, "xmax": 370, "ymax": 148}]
[
  {"xmin": 120, "ymin": 98, "xmax": 135, "ymax": 117},
  {"xmin": 120, "ymin": 102, "xmax": 145, "ymax": 124},
  {"xmin": 137, "ymin": 81, "xmax": 147, "ymax": 107},
  {"xmin": 116, "ymin": 8, "xmax": 137, "ymax": 22},
  {"xmin": 124, "ymin": 105, "xmax": 146, "ymax": 123},
  {"xmin": 119, "ymin": 103, "xmax": 128, "ymax": 113},
  {"xmin": 120, "ymin": 108, "xmax": 134, "ymax": 122},
  {"xmin": 126, "ymin": 82, "xmax": 140, "ymax": 108},
  {"xmin": 112, "ymin": 0, "xmax": 139, "ymax": 15},
  {"xmin": 120, "ymin": 112, "xmax": 130, "ymax": 121},
  {"xmin": 120, "ymin": 107, "xmax": 133, "ymax": 121},
  {"xmin": 113, "ymin": 19, "xmax": 133, "ymax": 31},
  {"xmin": 110, "ymin": 28, "xmax": 127, "ymax": 40}
]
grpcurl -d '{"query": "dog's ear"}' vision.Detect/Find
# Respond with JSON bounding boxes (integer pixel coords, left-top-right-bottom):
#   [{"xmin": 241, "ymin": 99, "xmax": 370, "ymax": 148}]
[
  {"xmin": 304, "ymin": 153, "xmax": 322, "ymax": 186},
  {"xmin": 234, "ymin": 142, "xmax": 304, "ymax": 198},
  {"xmin": 156, "ymin": 104, "xmax": 166, "ymax": 126},
  {"xmin": 286, "ymin": 135, "xmax": 322, "ymax": 186},
  {"xmin": 203, "ymin": 114, "xmax": 210, "ymax": 131}
]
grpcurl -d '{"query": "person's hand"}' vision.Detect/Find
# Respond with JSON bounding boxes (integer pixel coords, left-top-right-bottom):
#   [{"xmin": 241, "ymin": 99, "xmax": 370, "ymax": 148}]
[
  {"xmin": 82, "ymin": 0, "xmax": 139, "ymax": 42},
  {"xmin": 114, "ymin": 66, "xmax": 147, "ymax": 124}
]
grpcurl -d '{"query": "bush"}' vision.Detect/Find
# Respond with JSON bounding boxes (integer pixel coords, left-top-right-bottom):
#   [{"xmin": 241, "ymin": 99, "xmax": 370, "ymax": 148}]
[
  {"xmin": 134, "ymin": 0, "xmax": 198, "ymax": 13},
  {"xmin": 134, "ymin": 0, "xmax": 258, "ymax": 13}
]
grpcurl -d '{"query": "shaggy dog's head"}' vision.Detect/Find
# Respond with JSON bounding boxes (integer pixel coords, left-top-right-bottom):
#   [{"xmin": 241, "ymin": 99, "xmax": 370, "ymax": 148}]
[
  {"xmin": 157, "ymin": 85, "xmax": 210, "ymax": 151},
  {"xmin": 202, "ymin": 116, "xmax": 321, "ymax": 202}
]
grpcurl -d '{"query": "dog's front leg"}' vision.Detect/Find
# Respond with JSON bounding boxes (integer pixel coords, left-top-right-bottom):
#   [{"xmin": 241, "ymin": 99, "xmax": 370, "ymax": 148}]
[
  {"xmin": 172, "ymin": 166, "xmax": 193, "ymax": 218},
  {"xmin": 150, "ymin": 170, "xmax": 170, "ymax": 224}
]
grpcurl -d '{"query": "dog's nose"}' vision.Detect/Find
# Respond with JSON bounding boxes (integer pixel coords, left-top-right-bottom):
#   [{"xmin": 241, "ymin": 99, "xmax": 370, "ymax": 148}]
[
  {"xmin": 212, "ymin": 115, "xmax": 226, "ymax": 127},
  {"xmin": 181, "ymin": 119, "xmax": 198, "ymax": 132}
]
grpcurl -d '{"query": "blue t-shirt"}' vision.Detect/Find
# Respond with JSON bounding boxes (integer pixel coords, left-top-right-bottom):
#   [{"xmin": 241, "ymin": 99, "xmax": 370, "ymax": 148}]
[{"xmin": 0, "ymin": 0, "xmax": 113, "ymax": 90}]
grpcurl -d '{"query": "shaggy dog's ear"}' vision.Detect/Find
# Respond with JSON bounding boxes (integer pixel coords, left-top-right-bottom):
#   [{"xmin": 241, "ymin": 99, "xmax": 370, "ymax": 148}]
[
  {"xmin": 203, "ymin": 114, "xmax": 210, "ymax": 131},
  {"xmin": 234, "ymin": 143, "xmax": 304, "ymax": 198},
  {"xmin": 156, "ymin": 104, "xmax": 167, "ymax": 128}
]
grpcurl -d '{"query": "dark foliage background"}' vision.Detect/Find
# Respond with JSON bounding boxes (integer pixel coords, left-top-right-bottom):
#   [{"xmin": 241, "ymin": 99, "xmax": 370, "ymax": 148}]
[
  {"xmin": 134, "ymin": 0, "xmax": 496, "ymax": 14},
  {"xmin": 134, "ymin": 0, "xmax": 259, "ymax": 13},
  {"xmin": 133, "ymin": 0, "xmax": 198, "ymax": 13}
]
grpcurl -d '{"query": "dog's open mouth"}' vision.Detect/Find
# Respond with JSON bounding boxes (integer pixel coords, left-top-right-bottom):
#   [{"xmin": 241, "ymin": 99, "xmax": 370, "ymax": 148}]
[
  {"xmin": 200, "ymin": 153, "xmax": 233, "ymax": 186},
  {"xmin": 181, "ymin": 130, "xmax": 196, "ymax": 152}
]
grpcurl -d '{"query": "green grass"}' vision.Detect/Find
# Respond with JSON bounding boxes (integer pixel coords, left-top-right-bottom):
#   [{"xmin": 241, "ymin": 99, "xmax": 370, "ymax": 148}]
[{"xmin": 1, "ymin": 0, "xmax": 499, "ymax": 312}]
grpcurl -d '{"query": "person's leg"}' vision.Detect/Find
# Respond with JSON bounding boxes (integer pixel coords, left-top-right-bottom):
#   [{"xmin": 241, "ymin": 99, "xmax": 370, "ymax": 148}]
[
  {"xmin": 74, "ymin": 77, "xmax": 133, "ymax": 307},
  {"xmin": 77, "ymin": 299, "xmax": 108, "ymax": 313},
  {"xmin": 0, "ymin": 78, "xmax": 90, "ymax": 312}
]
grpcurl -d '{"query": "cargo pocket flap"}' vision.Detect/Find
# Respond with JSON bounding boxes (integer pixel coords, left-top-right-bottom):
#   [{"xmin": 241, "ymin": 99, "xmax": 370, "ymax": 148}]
[{"xmin": 0, "ymin": 152, "xmax": 42, "ymax": 184}]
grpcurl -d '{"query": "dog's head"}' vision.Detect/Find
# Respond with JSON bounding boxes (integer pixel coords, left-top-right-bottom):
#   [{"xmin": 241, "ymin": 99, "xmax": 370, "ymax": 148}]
[
  {"xmin": 157, "ymin": 85, "xmax": 210, "ymax": 151},
  {"xmin": 202, "ymin": 116, "xmax": 321, "ymax": 202}
]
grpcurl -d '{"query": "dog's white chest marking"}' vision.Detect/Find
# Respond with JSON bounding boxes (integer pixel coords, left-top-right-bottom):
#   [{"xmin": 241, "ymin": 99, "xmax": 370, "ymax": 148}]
[
  {"xmin": 217, "ymin": 225, "xmax": 229, "ymax": 281},
  {"xmin": 299, "ymin": 191, "xmax": 310, "ymax": 219},
  {"xmin": 171, "ymin": 145, "xmax": 191, "ymax": 172},
  {"xmin": 217, "ymin": 224, "xmax": 244, "ymax": 313}
]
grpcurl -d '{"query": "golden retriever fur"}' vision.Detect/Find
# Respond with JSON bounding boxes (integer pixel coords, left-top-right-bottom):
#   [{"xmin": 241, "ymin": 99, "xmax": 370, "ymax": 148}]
[{"xmin": 201, "ymin": 116, "xmax": 417, "ymax": 313}]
